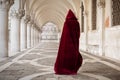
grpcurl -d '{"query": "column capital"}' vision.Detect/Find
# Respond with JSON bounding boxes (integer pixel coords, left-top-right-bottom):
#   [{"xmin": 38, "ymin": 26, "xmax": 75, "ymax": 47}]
[
  {"xmin": 24, "ymin": 15, "xmax": 31, "ymax": 24},
  {"xmin": 0, "ymin": 0, "xmax": 14, "ymax": 11},
  {"xmin": 28, "ymin": 20, "xmax": 34, "ymax": 24},
  {"xmin": 35, "ymin": 26, "xmax": 40, "ymax": 31},
  {"xmin": 18, "ymin": 9, "xmax": 25, "ymax": 18},
  {"xmin": 33, "ymin": 23, "xmax": 36, "ymax": 28},
  {"xmin": 10, "ymin": 10, "xmax": 19, "ymax": 19},
  {"xmin": 10, "ymin": 9, "xmax": 25, "ymax": 19},
  {"xmin": 97, "ymin": 0, "xmax": 105, "ymax": 8},
  {"xmin": 32, "ymin": 23, "xmax": 36, "ymax": 27}
]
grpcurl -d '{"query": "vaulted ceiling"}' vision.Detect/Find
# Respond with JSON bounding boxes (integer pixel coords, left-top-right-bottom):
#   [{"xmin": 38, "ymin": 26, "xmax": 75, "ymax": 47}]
[{"xmin": 26, "ymin": 0, "xmax": 81, "ymax": 31}]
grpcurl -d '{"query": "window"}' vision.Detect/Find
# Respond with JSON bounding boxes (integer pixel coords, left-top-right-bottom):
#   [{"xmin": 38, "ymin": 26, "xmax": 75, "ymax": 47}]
[
  {"xmin": 92, "ymin": 0, "xmax": 97, "ymax": 30},
  {"xmin": 112, "ymin": 0, "xmax": 120, "ymax": 26}
]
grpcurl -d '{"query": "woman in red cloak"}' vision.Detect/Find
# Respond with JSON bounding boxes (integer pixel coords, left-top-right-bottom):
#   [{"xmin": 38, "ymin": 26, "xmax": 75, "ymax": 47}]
[{"xmin": 54, "ymin": 9, "xmax": 83, "ymax": 75}]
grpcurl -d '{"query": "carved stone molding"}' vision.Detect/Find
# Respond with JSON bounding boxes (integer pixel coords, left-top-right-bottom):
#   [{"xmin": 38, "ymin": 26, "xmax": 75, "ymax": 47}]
[
  {"xmin": 10, "ymin": 10, "xmax": 17, "ymax": 17},
  {"xmin": 33, "ymin": 24, "xmax": 40, "ymax": 30},
  {"xmin": 10, "ymin": 11, "xmax": 19, "ymax": 19},
  {"xmin": 30, "ymin": 20, "xmax": 34, "ymax": 25},
  {"xmin": 18, "ymin": 9, "xmax": 25, "ymax": 18},
  {"xmin": 24, "ymin": 15, "xmax": 31, "ymax": 23},
  {"xmin": 97, "ymin": 1, "xmax": 105, "ymax": 8},
  {"xmin": 33, "ymin": 23, "xmax": 36, "ymax": 27},
  {"xmin": 10, "ymin": 9, "xmax": 25, "ymax": 19},
  {"xmin": 0, "ymin": 0, "xmax": 14, "ymax": 10},
  {"xmin": 35, "ymin": 26, "xmax": 40, "ymax": 31}
]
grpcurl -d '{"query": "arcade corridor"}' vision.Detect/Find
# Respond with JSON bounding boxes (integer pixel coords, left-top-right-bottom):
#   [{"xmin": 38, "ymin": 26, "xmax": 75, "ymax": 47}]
[
  {"xmin": 0, "ymin": 42, "xmax": 120, "ymax": 80},
  {"xmin": 0, "ymin": 0, "xmax": 120, "ymax": 80}
]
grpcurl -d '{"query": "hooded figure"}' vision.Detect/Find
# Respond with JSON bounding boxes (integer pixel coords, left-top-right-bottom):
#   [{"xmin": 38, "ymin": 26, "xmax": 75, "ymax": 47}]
[{"xmin": 54, "ymin": 9, "xmax": 83, "ymax": 75}]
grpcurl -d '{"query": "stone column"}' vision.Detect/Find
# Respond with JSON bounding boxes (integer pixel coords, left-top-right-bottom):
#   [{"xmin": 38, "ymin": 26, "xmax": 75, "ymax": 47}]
[
  {"xmin": 30, "ymin": 23, "xmax": 34, "ymax": 47},
  {"xmin": 33, "ymin": 25, "xmax": 35, "ymax": 46},
  {"xmin": 36, "ymin": 28, "xmax": 38, "ymax": 44},
  {"xmin": 38, "ymin": 30, "xmax": 40, "ymax": 43},
  {"xmin": 35, "ymin": 28, "xmax": 37, "ymax": 45},
  {"xmin": 27, "ymin": 21, "xmax": 31, "ymax": 48},
  {"xmin": 33, "ymin": 27, "xmax": 36, "ymax": 46},
  {"xmin": 10, "ymin": 9, "xmax": 24, "ymax": 55},
  {"xmin": 21, "ymin": 18, "xmax": 26, "ymax": 50},
  {"xmin": 38, "ymin": 31, "xmax": 41, "ymax": 43},
  {"xmin": 39, "ymin": 31, "xmax": 41, "ymax": 43},
  {"xmin": 37, "ymin": 30, "xmax": 39, "ymax": 44},
  {"xmin": 10, "ymin": 12, "xmax": 20, "ymax": 54},
  {"xmin": 36, "ymin": 29, "xmax": 38, "ymax": 44},
  {"xmin": 84, "ymin": 11, "xmax": 88, "ymax": 51},
  {"xmin": 34, "ymin": 28, "xmax": 37, "ymax": 45},
  {"xmin": 0, "ymin": 0, "xmax": 14, "ymax": 57},
  {"xmin": 24, "ymin": 21, "xmax": 27, "ymax": 48},
  {"xmin": 24, "ymin": 15, "xmax": 30, "ymax": 48},
  {"xmin": 98, "ymin": 0, "xmax": 105, "ymax": 56},
  {"xmin": 19, "ymin": 9, "xmax": 25, "ymax": 51}
]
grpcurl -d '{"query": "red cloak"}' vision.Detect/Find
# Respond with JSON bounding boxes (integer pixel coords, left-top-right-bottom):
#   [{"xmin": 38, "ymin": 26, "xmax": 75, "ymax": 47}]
[{"xmin": 54, "ymin": 9, "xmax": 83, "ymax": 75}]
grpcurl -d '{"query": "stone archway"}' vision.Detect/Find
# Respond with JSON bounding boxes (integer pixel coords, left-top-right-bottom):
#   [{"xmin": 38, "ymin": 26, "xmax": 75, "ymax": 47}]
[{"xmin": 41, "ymin": 22, "xmax": 58, "ymax": 42}]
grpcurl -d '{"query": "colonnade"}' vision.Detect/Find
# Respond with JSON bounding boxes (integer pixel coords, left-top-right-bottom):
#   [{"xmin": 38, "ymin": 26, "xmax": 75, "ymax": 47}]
[
  {"xmin": 0, "ymin": 0, "xmax": 41, "ymax": 58},
  {"xmin": 80, "ymin": 0, "xmax": 105, "ymax": 56}
]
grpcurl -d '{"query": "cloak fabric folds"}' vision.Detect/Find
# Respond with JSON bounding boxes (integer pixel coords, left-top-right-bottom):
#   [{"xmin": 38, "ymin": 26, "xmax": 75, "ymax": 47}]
[{"xmin": 54, "ymin": 9, "xmax": 83, "ymax": 75}]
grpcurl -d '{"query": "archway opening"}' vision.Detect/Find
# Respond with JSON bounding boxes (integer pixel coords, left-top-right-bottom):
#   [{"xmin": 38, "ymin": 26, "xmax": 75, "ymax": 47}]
[{"xmin": 41, "ymin": 22, "xmax": 58, "ymax": 42}]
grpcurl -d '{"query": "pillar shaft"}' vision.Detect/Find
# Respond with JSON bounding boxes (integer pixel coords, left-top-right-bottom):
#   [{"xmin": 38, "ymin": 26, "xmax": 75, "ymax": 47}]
[
  {"xmin": 84, "ymin": 11, "xmax": 88, "ymax": 51},
  {"xmin": 24, "ymin": 22, "xmax": 27, "ymax": 48},
  {"xmin": 35, "ymin": 29, "xmax": 37, "ymax": 45},
  {"xmin": 31, "ymin": 24, "xmax": 34, "ymax": 47},
  {"xmin": 19, "ymin": 9, "xmax": 25, "ymax": 51},
  {"xmin": 10, "ymin": 13, "xmax": 21, "ymax": 55},
  {"xmin": 24, "ymin": 15, "xmax": 30, "ymax": 48},
  {"xmin": 0, "ymin": 9, "xmax": 8, "ymax": 57},
  {"xmin": 98, "ymin": 0, "xmax": 105, "ymax": 56},
  {"xmin": 33, "ymin": 27, "xmax": 35, "ymax": 46},
  {"xmin": 20, "ymin": 18, "xmax": 26, "ymax": 50},
  {"xmin": 37, "ymin": 30, "xmax": 39, "ymax": 44},
  {"xmin": 0, "ymin": 0, "xmax": 14, "ymax": 57},
  {"xmin": 27, "ymin": 22, "xmax": 31, "ymax": 48}
]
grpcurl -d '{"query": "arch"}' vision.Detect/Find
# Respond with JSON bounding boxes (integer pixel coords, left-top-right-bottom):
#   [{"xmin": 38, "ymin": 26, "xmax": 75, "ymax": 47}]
[
  {"xmin": 41, "ymin": 22, "xmax": 58, "ymax": 40},
  {"xmin": 28, "ymin": 0, "xmax": 77, "ymax": 31}
]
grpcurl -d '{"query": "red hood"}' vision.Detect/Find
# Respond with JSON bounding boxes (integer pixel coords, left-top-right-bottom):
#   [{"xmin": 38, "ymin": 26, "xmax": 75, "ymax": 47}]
[{"xmin": 66, "ymin": 9, "xmax": 77, "ymax": 20}]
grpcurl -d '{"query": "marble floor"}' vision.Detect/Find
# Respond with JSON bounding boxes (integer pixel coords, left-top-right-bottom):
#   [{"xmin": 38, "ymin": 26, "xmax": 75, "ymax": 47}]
[{"xmin": 0, "ymin": 42, "xmax": 120, "ymax": 80}]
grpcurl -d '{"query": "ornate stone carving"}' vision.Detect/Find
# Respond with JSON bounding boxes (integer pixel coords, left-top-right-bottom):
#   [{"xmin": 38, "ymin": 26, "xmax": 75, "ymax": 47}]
[
  {"xmin": 10, "ymin": 10, "xmax": 17, "ymax": 17},
  {"xmin": 36, "ymin": 26, "xmax": 40, "ymax": 31},
  {"xmin": 29, "ymin": 20, "xmax": 34, "ymax": 24},
  {"xmin": 33, "ymin": 23, "xmax": 36, "ymax": 27},
  {"xmin": 0, "ymin": 0, "xmax": 14, "ymax": 10},
  {"xmin": 97, "ymin": 0, "xmax": 105, "ymax": 8},
  {"xmin": 24, "ymin": 15, "xmax": 31, "ymax": 23},
  {"xmin": 34, "ymin": 24, "xmax": 41, "ymax": 31},
  {"xmin": 10, "ymin": 9, "xmax": 25, "ymax": 19},
  {"xmin": 18, "ymin": 9, "xmax": 25, "ymax": 18}
]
